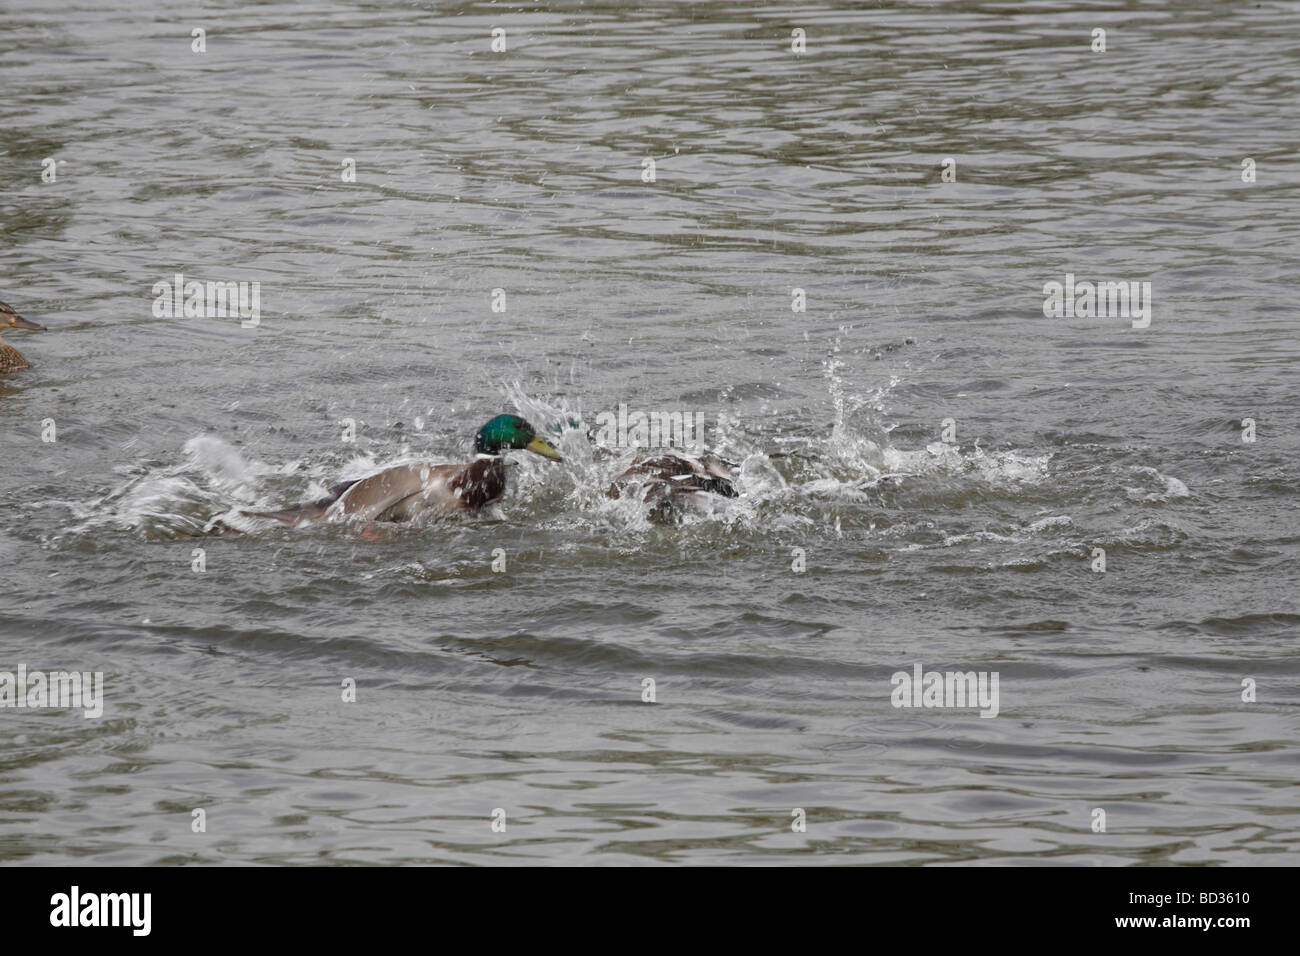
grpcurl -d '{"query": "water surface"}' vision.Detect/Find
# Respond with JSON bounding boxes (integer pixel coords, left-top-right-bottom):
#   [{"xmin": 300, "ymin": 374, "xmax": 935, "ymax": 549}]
[{"xmin": 2, "ymin": 0, "xmax": 1298, "ymax": 865}]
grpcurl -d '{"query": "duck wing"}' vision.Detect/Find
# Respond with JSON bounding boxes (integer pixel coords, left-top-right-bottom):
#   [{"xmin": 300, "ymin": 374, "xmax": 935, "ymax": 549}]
[
  {"xmin": 372, "ymin": 458, "xmax": 507, "ymax": 519},
  {"xmin": 698, "ymin": 453, "xmax": 739, "ymax": 481},
  {"xmin": 336, "ymin": 463, "xmax": 459, "ymax": 521},
  {"xmin": 239, "ymin": 460, "xmax": 509, "ymax": 527},
  {"xmin": 241, "ymin": 463, "xmax": 454, "ymax": 526}
]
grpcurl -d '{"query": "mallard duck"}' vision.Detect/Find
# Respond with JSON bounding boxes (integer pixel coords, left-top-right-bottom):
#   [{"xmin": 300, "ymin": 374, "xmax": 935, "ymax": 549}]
[
  {"xmin": 606, "ymin": 449, "xmax": 740, "ymax": 518},
  {"xmin": 0, "ymin": 302, "xmax": 46, "ymax": 373},
  {"xmin": 227, "ymin": 414, "xmax": 562, "ymax": 530}
]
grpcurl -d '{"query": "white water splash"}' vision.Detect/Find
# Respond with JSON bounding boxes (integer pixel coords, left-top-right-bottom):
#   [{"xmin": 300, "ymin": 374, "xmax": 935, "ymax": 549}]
[{"xmin": 1126, "ymin": 466, "xmax": 1192, "ymax": 502}]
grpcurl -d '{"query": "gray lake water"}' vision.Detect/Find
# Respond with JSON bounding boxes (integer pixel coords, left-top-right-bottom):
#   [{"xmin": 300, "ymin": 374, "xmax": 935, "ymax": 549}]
[{"xmin": 2, "ymin": 1, "xmax": 1298, "ymax": 865}]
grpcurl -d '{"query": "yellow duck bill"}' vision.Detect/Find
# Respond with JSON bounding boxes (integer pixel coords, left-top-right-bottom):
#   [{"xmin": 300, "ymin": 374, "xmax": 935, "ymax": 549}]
[{"xmin": 525, "ymin": 435, "xmax": 563, "ymax": 461}]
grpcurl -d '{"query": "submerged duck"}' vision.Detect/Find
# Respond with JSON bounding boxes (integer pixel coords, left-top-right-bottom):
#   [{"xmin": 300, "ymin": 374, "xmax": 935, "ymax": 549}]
[
  {"xmin": 543, "ymin": 418, "xmax": 743, "ymax": 519},
  {"xmin": 226, "ymin": 414, "xmax": 562, "ymax": 530},
  {"xmin": 606, "ymin": 449, "xmax": 740, "ymax": 519},
  {"xmin": 0, "ymin": 302, "xmax": 47, "ymax": 373}
]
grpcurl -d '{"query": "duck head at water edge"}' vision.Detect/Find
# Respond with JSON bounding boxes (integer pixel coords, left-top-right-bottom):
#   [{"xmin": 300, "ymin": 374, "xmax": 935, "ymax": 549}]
[{"xmin": 0, "ymin": 301, "xmax": 47, "ymax": 374}]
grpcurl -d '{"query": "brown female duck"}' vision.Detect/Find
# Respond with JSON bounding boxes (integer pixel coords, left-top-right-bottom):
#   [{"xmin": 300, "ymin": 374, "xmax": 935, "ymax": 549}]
[
  {"xmin": 0, "ymin": 302, "xmax": 46, "ymax": 373},
  {"xmin": 606, "ymin": 449, "xmax": 740, "ymax": 519}
]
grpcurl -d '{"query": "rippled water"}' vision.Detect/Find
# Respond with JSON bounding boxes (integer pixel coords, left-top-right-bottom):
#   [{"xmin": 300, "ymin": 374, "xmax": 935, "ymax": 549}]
[{"xmin": 2, "ymin": 1, "xmax": 1298, "ymax": 865}]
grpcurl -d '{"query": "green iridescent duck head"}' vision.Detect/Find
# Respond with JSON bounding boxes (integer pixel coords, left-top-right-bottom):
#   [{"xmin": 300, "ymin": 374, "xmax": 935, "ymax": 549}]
[{"xmin": 473, "ymin": 414, "xmax": 563, "ymax": 461}]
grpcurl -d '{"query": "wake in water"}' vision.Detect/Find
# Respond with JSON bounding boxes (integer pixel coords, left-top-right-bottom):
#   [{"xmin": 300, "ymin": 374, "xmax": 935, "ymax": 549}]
[{"xmin": 53, "ymin": 365, "xmax": 1087, "ymax": 547}]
